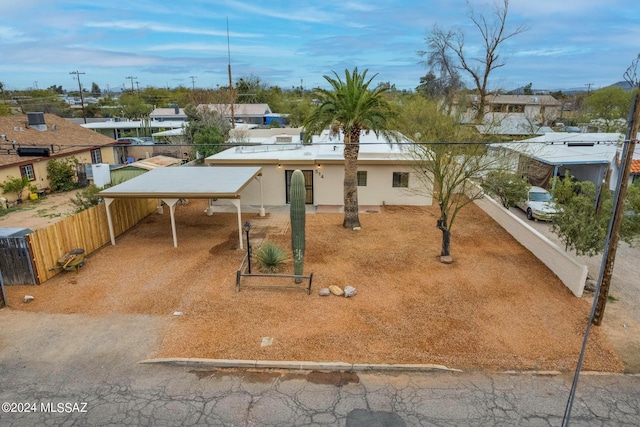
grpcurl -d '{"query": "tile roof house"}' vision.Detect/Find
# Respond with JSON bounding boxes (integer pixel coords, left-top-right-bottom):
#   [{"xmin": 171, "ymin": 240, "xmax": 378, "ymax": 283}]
[{"xmin": 0, "ymin": 113, "xmax": 118, "ymax": 202}]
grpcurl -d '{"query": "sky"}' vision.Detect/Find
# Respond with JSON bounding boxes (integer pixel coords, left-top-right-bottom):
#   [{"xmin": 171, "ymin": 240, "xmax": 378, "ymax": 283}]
[{"xmin": 0, "ymin": 0, "xmax": 639, "ymax": 94}]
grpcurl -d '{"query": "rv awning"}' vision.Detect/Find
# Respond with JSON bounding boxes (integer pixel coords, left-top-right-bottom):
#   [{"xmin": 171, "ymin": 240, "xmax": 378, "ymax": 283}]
[{"xmin": 99, "ymin": 166, "xmax": 263, "ymax": 248}]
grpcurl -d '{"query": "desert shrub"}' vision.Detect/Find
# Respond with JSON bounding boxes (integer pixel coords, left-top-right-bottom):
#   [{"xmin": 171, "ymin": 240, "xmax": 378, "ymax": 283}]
[
  {"xmin": 253, "ymin": 241, "xmax": 289, "ymax": 273},
  {"xmin": 47, "ymin": 157, "xmax": 78, "ymax": 192},
  {"xmin": 70, "ymin": 184, "xmax": 103, "ymax": 213},
  {"xmin": 0, "ymin": 175, "xmax": 30, "ymax": 201}
]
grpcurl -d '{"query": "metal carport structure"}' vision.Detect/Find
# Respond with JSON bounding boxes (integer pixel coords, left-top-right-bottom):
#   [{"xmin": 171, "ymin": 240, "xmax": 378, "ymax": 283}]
[{"xmin": 99, "ymin": 166, "xmax": 263, "ymax": 248}]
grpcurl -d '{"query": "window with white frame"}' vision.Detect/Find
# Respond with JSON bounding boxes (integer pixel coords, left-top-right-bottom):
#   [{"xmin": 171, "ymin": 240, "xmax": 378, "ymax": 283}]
[
  {"xmin": 392, "ymin": 172, "xmax": 409, "ymax": 188},
  {"xmin": 20, "ymin": 164, "xmax": 35, "ymax": 181},
  {"xmin": 90, "ymin": 148, "xmax": 102, "ymax": 164},
  {"xmin": 357, "ymin": 171, "xmax": 367, "ymax": 186}
]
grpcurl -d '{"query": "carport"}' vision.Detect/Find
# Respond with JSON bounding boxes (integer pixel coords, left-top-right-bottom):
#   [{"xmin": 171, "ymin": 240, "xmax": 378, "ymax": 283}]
[{"xmin": 99, "ymin": 166, "xmax": 263, "ymax": 248}]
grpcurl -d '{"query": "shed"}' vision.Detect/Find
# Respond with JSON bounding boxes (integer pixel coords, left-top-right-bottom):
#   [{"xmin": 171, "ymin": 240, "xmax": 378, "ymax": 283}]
[
  {"xmin": 110, "ymin": 155, "xmax": 183, "ymax": 183},
  {"xmin": 0, "ymin": 228, "xmax": 36, "ymax": 291}
]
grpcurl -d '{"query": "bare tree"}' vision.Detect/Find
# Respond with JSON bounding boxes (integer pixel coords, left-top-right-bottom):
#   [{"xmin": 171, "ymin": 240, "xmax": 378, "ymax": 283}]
[{"xmin": 421, "ymin": 0, "xmax": 528, "ymax": 122}]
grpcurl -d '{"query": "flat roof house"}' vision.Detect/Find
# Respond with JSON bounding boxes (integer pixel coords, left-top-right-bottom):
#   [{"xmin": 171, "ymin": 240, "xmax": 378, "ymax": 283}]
[{"xmin": 205, "ymin": 129, "xmax": 432, "ymax": 210}]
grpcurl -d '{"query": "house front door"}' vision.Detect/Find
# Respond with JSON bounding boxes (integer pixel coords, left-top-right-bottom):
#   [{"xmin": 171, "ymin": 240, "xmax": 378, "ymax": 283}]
[{"xmin": 285, "ymin": 170, "xmax": 313, "ymax": 204}]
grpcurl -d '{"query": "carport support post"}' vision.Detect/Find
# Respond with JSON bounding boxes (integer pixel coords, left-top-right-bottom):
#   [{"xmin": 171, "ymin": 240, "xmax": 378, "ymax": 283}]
[
  {"xmin": 105, "ymin": 198, "xmax": 116, "ymax": 245},
  {"xmin": 230, "ymin": 198, "xmax": 244, "ymax": 250},
  {"xmin": 162, "ymin": 199, "xmax": 180, "ymax": 248}
]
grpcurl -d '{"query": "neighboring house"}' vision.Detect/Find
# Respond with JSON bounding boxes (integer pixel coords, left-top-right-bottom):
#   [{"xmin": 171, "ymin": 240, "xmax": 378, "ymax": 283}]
[
  {"xmin": 475, "ymin": 118, "xmax": 555, "ymax": 137},
  {"xmin": 494, "ymin": 132, "xmax": 622, "ymax": 191},
  {"xmin": 0, "ymin": 113, "xmax": 118, "ymax": 202},
  {"xmin": 110, "ymin": 155, "xmax": 183, "ymax": 183},
  {"xmin": 149, "ymin": 107, "xmax": 187, "ymax": 122},
  {"xmin": 205, "ymin": 129, "xmax": 432, "ymax": 208},
  {"xmin": 632, "ymin": 154, "xmax": 640, "ymax": 184},
  {"xmin": 454, "ymin": 94, "xmax": 562, "ymax": 130},
  {"xmin": 614, "ymin": 149, "xmax": 640, "ymax": 185},
  {"xmin": 197, "ymin": 104, "xmax": 278, "ymax": 126},
  {"xmin": 80, "ymin": 118, "xmax": 187, "ymax": 140}
]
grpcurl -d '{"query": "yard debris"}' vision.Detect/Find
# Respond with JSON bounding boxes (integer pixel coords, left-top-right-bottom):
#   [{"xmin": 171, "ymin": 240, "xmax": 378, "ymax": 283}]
[
  {"xmin": 23, "ymin": 295, "xmax": 34, "ymax": 303},
  {"xmin": 319, "ymin": 288, "xmax": 331, "ymax": 296},
  {"xmin": 329, "ymin": 285, "xmax": 344, "ymax": 296},
  {"xmin": 344, "ymin": 286, "xmax": 357, "ymax": 298},
  {"xmin": 261, "ymin": 337, "xmax": 273, "ymax": 347}
]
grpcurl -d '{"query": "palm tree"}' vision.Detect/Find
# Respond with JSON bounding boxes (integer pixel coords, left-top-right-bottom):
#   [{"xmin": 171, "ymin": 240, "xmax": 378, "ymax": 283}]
[{"xmin": 303, "ymin": 68, "xmax": 397, "ymax": 229}]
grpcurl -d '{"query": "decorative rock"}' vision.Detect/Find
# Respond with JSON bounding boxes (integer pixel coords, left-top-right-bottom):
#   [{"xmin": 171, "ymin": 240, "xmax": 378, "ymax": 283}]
[
  {"xmin": 319, "ymin": 288, "xmax": 331, "ymax": 296},
  {"xmin": 261, "ymin": 337, "xmax": 273, "ymax": 347},
  {"xmin": 329, "ymin": 285, "xmax": 344, "ymax": 296},
  {"xmin": 173, "ymin": 311, "xmax": 183, "ymax": 316},
  {"xmin": 440, "ymin": 255, "xmax": 454, "ymax": 264},
  {"xmin": 23, "ymin": 295, "xmax": 35, "ymax": 303},
  {"xmin": 344, "ymin": 286, "xmax": 357, "ymax": 298}
]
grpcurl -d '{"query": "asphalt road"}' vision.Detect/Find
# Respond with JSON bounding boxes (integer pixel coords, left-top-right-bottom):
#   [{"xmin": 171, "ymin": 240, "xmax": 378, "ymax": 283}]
[{"xmin": 1, "ymin": 310, "xmax": 639, "ymax": 426}]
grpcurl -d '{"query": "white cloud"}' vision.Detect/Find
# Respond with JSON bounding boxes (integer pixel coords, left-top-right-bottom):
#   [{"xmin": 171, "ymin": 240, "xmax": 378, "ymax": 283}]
[{"xmin": 84, "ymin": 21, "xmax": 261, "ymax": 38}]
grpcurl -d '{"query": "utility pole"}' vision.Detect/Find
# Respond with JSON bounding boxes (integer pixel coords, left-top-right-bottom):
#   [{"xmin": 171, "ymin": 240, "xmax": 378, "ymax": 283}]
[
  {"xmin": 593, "ymin": 81, "xmax": 640, "ymax": 325},
  {"xmin": 227, "ymin": 17, "xmax": 235, "ymax": 129},
  {"xmin": 563, "ymin": 57, "xmax": 639, "ymax": 427},
  {"xmin": 70, "ymin": 70, "xmax": 87, "ymax": 124},
  {"xmin": 126, "ymin": 76, "xmax": 137, "ymax": 93},
  {"xmin": 585, "ymin": 83, "xmax": 594, "ymax": 94},
  {"xmin": 189, "ymin": 76, "xmax": 197, "ymax": 90}
]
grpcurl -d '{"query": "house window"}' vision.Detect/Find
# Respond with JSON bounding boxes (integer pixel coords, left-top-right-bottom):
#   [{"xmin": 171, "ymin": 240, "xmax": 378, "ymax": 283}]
[
  {"xmin": 20, "ymin": 164, "xmax": 35, "ymax": 181},
  {"xmin": 357, "ymin": 171, "xmax": 367, "ymax": 186},
  {"xmin": 392, "ymin": 172, "xmax": 409, "ymax": 188},
  {"xmin": 90, "ymin": 148, "xmax": 102, "ymax": 164},
  {"xmin": 507, "ymin": 104, "xmax": 524, "ymax": 113}
]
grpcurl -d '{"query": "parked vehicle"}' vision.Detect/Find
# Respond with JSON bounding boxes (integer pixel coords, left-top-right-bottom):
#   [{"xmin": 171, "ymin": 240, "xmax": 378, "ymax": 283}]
[
  {"xmin": 517, "ymin": 186, "xmax": 557, "ymax": 221},
  {"xmin": 117, "ymin": 137, "xmax": 153, "ymax": 145}
]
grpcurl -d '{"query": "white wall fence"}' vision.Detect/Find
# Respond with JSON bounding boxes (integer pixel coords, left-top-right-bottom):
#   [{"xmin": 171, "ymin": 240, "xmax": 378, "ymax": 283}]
[{"xmin": 474, "ymin": 194, "xmax": 588, "ymax": 297}]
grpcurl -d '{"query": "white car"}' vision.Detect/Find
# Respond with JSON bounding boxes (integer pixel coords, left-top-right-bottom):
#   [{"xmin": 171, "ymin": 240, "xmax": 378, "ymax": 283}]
[{"xmin": 517, "ymin": 186, "xmax": 557, "ymax": 221}]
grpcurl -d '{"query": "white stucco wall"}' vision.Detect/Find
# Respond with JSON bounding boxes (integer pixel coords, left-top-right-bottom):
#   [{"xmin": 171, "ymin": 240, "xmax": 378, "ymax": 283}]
[{"xmin": 209, "ymin": 164, "xmax": 432, "ymax": 207}]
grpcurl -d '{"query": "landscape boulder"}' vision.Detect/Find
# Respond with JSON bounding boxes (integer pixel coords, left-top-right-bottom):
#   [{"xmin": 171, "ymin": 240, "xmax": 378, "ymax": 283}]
[
  {"xmin": 329, "ymin": 285, "xmax": 344, "ymax": 296},
  {"xmin": 344, "ymin": 286, "xmax": 357, "ymax": 298}
]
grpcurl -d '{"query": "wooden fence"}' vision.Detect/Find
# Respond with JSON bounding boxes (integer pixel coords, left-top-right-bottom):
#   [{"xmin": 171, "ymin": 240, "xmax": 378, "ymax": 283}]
[{"xmin": 28, "ymin": 198, "xmax": 157, "ymax": 283}]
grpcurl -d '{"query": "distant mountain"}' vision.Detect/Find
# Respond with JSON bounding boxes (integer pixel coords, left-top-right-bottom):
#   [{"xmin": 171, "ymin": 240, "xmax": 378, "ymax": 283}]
[
  {"xmin": 507, "ymin": 81, "xmax": 635, "ymax": 96},
  {"xmin": 607, "ymin": 81, "xmax": 635, "ymax": 90}
]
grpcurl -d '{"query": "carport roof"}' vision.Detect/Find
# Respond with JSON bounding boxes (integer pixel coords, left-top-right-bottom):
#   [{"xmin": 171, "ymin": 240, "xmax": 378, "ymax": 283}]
[{"xmin": 99, "ymin": 166, "xmax": 262, "ymax": 199}]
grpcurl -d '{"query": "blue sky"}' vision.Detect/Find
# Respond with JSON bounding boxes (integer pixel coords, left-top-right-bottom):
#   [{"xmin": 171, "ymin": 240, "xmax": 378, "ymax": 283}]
[{"xmin": 0, "ymin": 0, "xmax": 638, "ymax": 94}]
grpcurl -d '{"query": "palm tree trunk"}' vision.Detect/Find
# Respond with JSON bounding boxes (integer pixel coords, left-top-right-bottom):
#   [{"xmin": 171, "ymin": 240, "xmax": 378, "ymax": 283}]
[{"xmin": 343, "ymin": 134, "xmax": 361, "ymax": 229}]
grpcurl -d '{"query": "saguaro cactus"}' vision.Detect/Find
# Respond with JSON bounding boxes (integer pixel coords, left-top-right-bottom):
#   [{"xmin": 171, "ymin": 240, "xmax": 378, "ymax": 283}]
[{"xmin": 290, "ymin": 170, "xmax": 306, "ymax": 281}]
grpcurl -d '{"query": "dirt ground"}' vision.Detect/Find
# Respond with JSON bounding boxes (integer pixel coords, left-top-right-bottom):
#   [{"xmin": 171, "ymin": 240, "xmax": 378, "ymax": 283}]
[
  {"xmin": 3, "ymin": 199, "xmax": 622, "ymax": 372},
  {"xmin": 0, "ymin": 189, "xmax": 81, "ymax": 230}
]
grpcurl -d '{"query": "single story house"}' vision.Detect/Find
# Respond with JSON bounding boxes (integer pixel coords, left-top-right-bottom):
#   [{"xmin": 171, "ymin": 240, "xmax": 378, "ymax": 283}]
[
  {"xmin": 0, "ymin": 113, "xmax": 118, "ymax": 202},
  {"xmin": 80, "ymin": 118, "xmax": 187, "ymax": 140},
  {"xmin": 205, "ymin": 129, "xmax": 432, "ymax": 209},
  {"xmin": 149, "ymin": 107, "xmax": 187, "ymax": 122},
  {"xmin": 494, "ymin": 132, "xmax": 622, "ymax": 190},
  {"xmin": 197, "ymin": 104, "xmax": 278, "ymax": 126}
]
